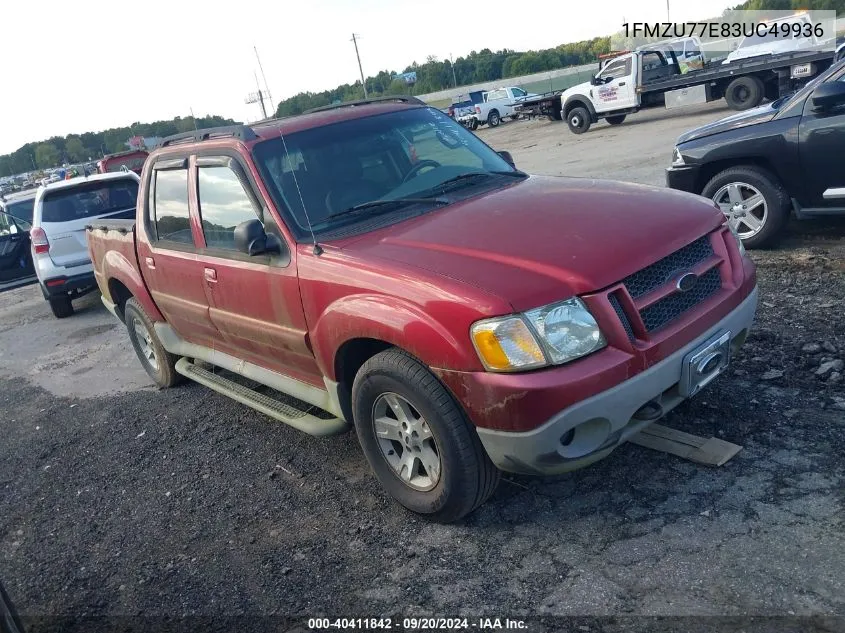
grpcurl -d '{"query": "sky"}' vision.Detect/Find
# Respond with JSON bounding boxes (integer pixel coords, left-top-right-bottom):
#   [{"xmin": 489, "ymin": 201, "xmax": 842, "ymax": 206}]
[{"xmin": 0, "ymin": 0, "xmax": 733, "ymax": 155}]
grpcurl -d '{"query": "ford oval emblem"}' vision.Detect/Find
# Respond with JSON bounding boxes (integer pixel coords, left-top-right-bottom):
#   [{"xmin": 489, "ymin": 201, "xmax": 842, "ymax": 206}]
[{"xmin": 676, "ymin": 272, "xmax": 698, "ymax": 293}]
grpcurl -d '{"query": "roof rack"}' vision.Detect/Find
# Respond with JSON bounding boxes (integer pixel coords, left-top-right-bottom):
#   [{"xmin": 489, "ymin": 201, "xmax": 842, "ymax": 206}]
[
  {"xmin": 304, "ymin": 95, "xmax": 425, "ymax": 114},
  {"xmin": 157, "ymin": 125, "xmax": 257, "ymax": 148}
]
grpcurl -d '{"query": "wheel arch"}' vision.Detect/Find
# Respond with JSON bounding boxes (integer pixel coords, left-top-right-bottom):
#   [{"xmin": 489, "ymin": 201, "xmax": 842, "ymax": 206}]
[
  {"xmin": 695, "ymin": 157, "xmax": 785, "ymax": 195},
  {"xmin": 100, "ymin": 250, "xmax": 163, "ymax": 323},
  {"xmin": 563, "ymin": 95, "xmax": 597, "ymax": 122}
]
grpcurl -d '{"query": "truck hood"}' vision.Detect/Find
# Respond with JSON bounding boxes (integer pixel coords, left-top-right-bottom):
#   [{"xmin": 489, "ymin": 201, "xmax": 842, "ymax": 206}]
[
  {"xmin": 338, "ymin": 176, "xmax": 723, "ymax": 312},
  {"xmin": 561, "ymin": 81, "xmax": 593, "ymax": 101},
  {"xmin": 676, "ymin": 103, "xmax": 778, "ymax": 144}
]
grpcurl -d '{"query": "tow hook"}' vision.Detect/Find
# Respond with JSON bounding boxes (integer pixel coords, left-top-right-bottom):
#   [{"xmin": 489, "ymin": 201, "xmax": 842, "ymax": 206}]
[{"xmin": 633, "ymin": 400, "xmax": 664, "ymax": 422}]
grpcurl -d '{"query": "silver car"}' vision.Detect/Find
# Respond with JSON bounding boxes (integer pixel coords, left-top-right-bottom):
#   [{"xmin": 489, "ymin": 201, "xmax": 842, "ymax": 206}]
[{"xmin": 31, "ymin": 172, "xmax": 140, "ymax": 318}]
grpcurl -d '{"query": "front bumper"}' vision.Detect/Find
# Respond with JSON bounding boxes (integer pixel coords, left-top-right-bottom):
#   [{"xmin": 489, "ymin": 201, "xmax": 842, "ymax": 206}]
[
  {"xmin": 665, "ymin": 164, "xmax": 701, "ymax": 194},
  {"xmin": 474, "ymin": 287, "xmax": 758, "ymax": 475}
]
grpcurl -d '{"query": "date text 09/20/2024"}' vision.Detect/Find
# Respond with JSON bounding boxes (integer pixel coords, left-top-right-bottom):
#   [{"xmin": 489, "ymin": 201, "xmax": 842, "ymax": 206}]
[{"xmin": 307, "ymin": 617, "xmax": 528, "ymax": 630}]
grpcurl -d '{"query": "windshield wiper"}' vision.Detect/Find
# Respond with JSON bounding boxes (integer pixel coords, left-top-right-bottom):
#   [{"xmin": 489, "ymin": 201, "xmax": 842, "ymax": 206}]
[
  {"xmin": 326, "ymin": 196, "xmax": 449, "ymax": 221},
  {"xmin": 426, "ymin": 170, "xmax": 527, "ymax": 194}
]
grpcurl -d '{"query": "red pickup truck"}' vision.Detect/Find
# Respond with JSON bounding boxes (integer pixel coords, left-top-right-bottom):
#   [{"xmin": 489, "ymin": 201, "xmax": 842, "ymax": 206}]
[{"xmin": 87, "ymin": 96, "xmax": 758, "ymax": 522}]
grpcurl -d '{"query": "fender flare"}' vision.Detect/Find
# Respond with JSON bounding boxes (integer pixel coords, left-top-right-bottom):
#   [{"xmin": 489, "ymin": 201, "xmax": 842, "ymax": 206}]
[
  {"xmin": 100, "ymin": 249, "xmax": 163, "ymax": 321},
  {"xmin": 563, "ymin": 94, "xmax": 598, "ymax": 123},
  {"xmin": 310, "ymin": 294, "xmax": 481, "ymax": 381}
]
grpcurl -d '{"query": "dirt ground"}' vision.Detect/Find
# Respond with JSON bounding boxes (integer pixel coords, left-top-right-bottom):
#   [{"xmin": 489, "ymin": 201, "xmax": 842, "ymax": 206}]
[{"xmin": 2, "ymin": 103, "xmax": 844, "ymax": 631}]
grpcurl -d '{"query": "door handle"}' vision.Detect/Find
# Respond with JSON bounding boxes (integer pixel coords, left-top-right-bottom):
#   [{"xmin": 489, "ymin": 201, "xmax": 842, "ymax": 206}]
[
  {"xmin": 619, "ymin": 82, "xmax": 627, "ymax": 86},
  {"xmin": 204, "ymin": 267, "xmax": 218, "ymax": 283},
  {"xmin": 145, "ymin": 256, "xmax": 155, "ymax": 270}
]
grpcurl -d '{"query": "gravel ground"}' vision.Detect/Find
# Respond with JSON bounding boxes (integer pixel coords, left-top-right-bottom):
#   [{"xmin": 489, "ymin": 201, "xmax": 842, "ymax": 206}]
[{"xmin": 1, "ymin": 106, "xmax": 845, "ymax": 631}]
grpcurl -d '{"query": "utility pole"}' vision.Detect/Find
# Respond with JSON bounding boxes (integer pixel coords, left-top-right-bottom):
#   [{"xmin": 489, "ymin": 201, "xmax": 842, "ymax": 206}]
[
  {"xmin": 351, "ymin": 33, "xmax": 368, "ymax": 98},
  {"xmin": 189, "ymin": 107, "xmax": 199, "ymax": 131},
  {"xmin": 666, "ymin": 0, "xmax": 670, "ymax": 22},
  {"xmin": 449, "ymin": 53, "xmax": 458, "ymax": 88}
]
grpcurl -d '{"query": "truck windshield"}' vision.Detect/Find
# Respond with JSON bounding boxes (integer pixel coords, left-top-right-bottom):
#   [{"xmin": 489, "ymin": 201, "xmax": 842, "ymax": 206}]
[
  {"xmin": 252, "ymin": 107, "xmax": 516, "ymax": 237},
  {"xmin": 41, "ymin": 179, "xmax": 138, "ymax": 223}
]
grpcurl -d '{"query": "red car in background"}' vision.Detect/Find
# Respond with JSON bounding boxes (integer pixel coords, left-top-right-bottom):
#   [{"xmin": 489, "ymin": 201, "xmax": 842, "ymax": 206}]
[{"xmin": 97, "ymin": 149, "xmax": 149, "ymax": 176}]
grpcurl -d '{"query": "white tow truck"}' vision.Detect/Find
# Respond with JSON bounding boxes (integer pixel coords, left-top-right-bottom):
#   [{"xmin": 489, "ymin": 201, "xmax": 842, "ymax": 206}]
[{"xmin": 515, "ymin": 46, "xmax": 837, "ymax": 134}]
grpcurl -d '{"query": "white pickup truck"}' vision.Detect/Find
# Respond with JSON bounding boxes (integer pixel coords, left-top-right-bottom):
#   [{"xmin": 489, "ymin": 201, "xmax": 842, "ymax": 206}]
[
  {"xmin": 515, "ymin": 46, "xmax": 837, "ymax": 134},
  {"xmin": 469, "ymin": 86, "xmax": 536, "ymax": 128}
]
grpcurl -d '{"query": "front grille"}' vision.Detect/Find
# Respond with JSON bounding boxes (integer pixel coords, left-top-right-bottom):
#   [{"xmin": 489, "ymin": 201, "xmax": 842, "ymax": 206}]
[
  {"xmin": 622, "ymin": 235, "xmax": 713, "ymax": 299},
  {"xmin": 609, "ymin": 294, "xmax": 635, "ymax": 340},
  {"xmin": 639, "ymin": 267, "xmax": 722, "ymax": 332}
]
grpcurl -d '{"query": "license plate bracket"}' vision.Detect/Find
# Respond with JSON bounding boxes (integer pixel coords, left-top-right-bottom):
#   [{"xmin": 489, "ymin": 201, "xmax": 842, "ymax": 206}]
[{"xmin": 679, "ymin": 331, "xmax": 731, "ymax": 398}]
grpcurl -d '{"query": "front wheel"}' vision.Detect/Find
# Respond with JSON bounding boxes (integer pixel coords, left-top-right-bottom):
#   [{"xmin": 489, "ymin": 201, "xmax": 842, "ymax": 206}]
[
  {"xmin": 567, "ymin": 107, "xmax": 591, "ymax": 134},
  {"xmin": 352, "ymin": 349, "xmax": 500, "ymax": 523},
  {"xmin": 124, "ymin": 298, "xmax": 183, "ymax": 388},
  {"xmin": 701, "ymin": 166, "xmax": 790, "ymax": 249},
  {"xmin": 606, "ymin": 114, "xmax": 626, "ymax": 125}
]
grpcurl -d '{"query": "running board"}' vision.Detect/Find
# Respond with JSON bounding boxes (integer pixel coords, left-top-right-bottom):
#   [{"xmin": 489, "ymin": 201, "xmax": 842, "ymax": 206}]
[{"xmin": 174, "ymin": 358, "xmax": 348, "ymax": 437}]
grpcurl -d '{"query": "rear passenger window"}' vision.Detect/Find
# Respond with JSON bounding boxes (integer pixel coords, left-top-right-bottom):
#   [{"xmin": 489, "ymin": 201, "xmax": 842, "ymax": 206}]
[
  {"xmin": 153, "ymin": 169, "xmax": 192, "ymax": 244},
  {"xmin": 197, "ymin": 166, "xmax": 261, "ymax": 251}
]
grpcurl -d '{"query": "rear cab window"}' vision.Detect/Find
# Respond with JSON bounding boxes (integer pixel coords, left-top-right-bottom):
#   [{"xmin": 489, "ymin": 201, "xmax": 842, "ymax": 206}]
[
  {"xmin": 40, "ymin": 179, "xmax": 138, "ymax": 224},
  {"xmin": 152, "ymin": 168, "xmax": 192, "ymax": 245}
]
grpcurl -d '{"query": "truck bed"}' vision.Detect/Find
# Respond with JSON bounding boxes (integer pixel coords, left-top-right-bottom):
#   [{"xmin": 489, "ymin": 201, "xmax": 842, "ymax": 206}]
[
  {"xmin": 86, "ymin": 219, "xmax": 139, "ymax": 298},
  {"xmin": 642, "ymin": 49, "xmax": 835, "ymax": 94}
]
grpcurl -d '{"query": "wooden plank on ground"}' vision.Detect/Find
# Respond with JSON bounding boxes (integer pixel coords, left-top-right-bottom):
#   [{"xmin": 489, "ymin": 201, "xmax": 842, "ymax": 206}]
[{"xmin": 629, "ymin": 423, "xmax": 742, "ymax": 466}]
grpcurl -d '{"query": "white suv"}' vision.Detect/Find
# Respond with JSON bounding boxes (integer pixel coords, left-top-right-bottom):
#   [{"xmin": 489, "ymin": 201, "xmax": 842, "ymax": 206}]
[{"xmin": 31, "ymin": 172, "xmax": 140, "ymax": 318}]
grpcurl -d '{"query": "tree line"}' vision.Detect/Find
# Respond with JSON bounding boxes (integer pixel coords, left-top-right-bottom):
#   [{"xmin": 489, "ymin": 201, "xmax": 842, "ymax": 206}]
[
  {"xmin": 0, "ymin": 115, "xmax": 237, "ymax": 177},
  {"xmin": 274, "ymin": 0, "xmax": 843, "ymax": 118},
  {"xmin": 274, "ymin": 37, "xmax": 612, "ymax": 117}
]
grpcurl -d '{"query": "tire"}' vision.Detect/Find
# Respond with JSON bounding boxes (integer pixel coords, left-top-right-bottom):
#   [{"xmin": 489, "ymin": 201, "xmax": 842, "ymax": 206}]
[
  {"xmin": 724, "ymin": 76, "xmax": 764, "ymax": 111},
  {"xmin": 48, "ymin": 295, "xmax": 74, "ymax": 319},
  {"xmin": 606, "ymin": 115, "xmax": 626, "ymax": 125},
  {"xmin": 701, "ymin": 166, "xmax": 791, "ymax": 249},
  {"xmin": 510, "ymin": 115, "xmax": 520, "ymax": 122},
  {"xmin": 567, "ymin": 106, "xmax": 591, "ymax": 134},
  {"xmin": 352, "ymin": 348, "xmax": 500, "ymax": 523},
  {"xmin": 487, "ymin": 110, "xmax": 500, "ymax": 127},
  {"xmin": 470, "ymin": 119, "xmax": 479, "ymax": 131},
  {"xmin": 124, "ymin": 297, "xmax": 183, "ymax": 388},
  {"xmin": 548, "ymin": 109, "xmax": 563, "ymax": 121}
]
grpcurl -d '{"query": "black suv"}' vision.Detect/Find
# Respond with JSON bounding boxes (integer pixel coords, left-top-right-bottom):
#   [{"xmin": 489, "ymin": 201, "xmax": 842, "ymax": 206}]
[{"xmin": 666, "ymin": 60, "xmax": 845, "ymax": 248}]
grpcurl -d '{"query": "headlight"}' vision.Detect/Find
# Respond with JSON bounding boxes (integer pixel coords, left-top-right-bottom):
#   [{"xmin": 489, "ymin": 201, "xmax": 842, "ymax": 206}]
[
  {"xmin": 470, "ymin": 316, "xmax": 547, "ymax": 372},
  {"xmin": 725, "ymin": 221, "xmax": 746, "ymax": 255},
  {"xmin": 524, "ymin": 298, "xmax": 606, "ymax": 364},
  {"xmin": 470, "ymin": 298, "xmax": 606, "ymax": 373},
  {"xmin": 672, "ymin": 147, "xmax": 685, "ymax": 166}
]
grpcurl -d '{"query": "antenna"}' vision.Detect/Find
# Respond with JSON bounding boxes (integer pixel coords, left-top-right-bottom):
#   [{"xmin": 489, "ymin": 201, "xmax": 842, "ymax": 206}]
[
  {"xmin": 189, "ymin": 107, "xmax": 199, "ymax": 131},
  {"xmin": 277, "ymin": 127, "xmax": 321, "ymax": 255},
  {"xmin": 254, "ymin": 46, "xmax": 273, "ymax": 108}
]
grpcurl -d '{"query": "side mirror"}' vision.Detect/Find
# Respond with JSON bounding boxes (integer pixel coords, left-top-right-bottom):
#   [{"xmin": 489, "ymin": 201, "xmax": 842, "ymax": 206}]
[
  {"xmin": 497, "ymin": 150, "xmax": 516, "ymax": 168},
  {"xmin": 233, "ymin": 219, "xmax": 282, "ymax": 256},
  {"xmin": 811, "ymin": 81, "xmax": 845, "ymax": 112},
  {"xmin": 590, "ymin": 76, "xmax": 601, "ymax": 86}
]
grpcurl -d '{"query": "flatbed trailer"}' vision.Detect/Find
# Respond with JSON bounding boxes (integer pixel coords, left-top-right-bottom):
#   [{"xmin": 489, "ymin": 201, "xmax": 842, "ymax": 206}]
[{"xmin": 515, "ymin": 48, "xmax": 837, "ymax": 131}]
